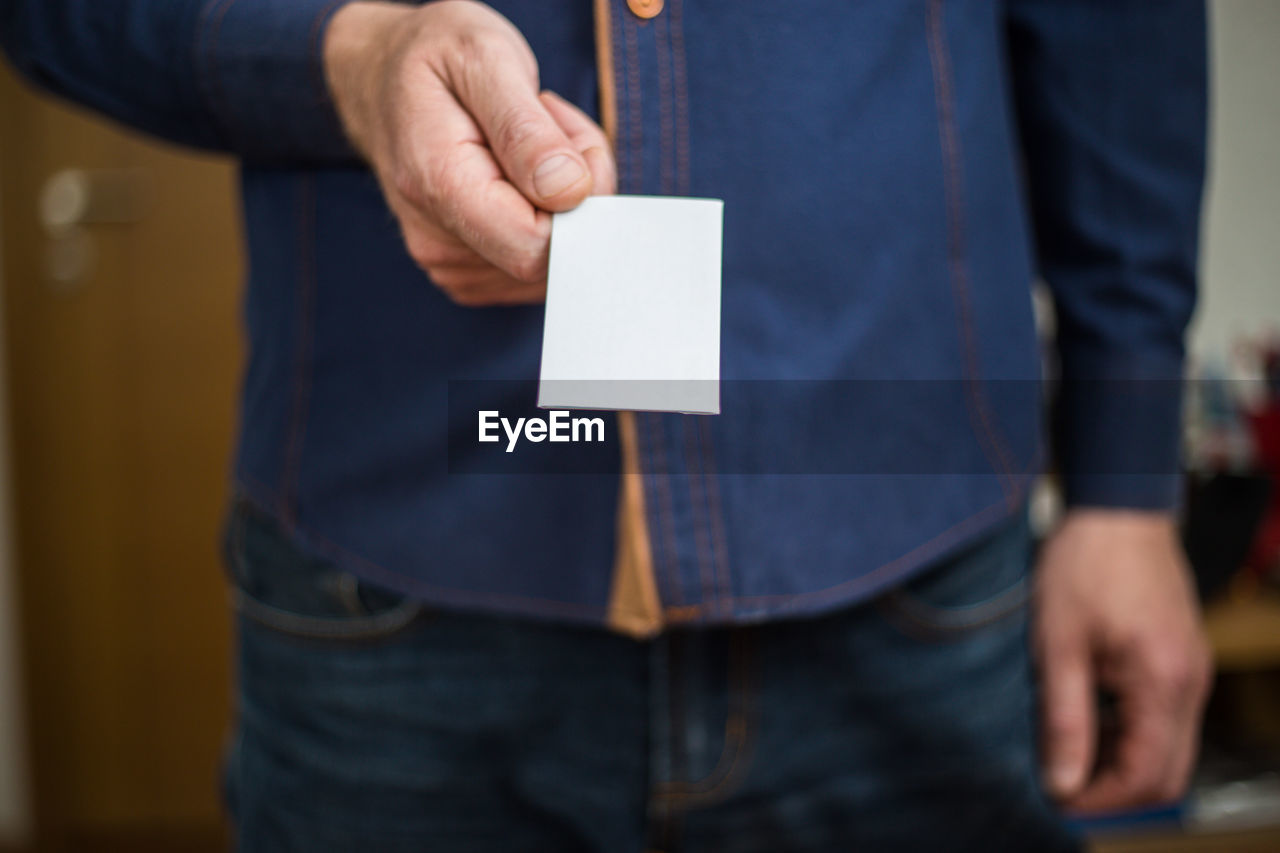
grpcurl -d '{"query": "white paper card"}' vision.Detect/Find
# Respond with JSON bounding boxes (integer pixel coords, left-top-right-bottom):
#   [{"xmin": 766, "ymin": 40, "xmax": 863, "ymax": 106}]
[{"xmin": 538, "ymin": 195, "xmax": 723, "ymax": 415}]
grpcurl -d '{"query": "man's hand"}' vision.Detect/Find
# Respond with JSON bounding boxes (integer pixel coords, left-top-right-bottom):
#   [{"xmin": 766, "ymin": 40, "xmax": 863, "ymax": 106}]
[
  {"xmin": 323, "ymin": 0, "xmax": 616, "ymax": 306},
  {"xmin": 1034, "ymin": 509, "xmax": 1212, "ymax": 813}
]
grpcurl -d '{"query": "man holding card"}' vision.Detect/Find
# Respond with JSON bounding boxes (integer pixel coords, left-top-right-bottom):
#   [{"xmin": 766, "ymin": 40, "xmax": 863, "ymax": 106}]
[{"xmin": 2, "ymin": 0, "xmax": 1211, "ymax": 850}]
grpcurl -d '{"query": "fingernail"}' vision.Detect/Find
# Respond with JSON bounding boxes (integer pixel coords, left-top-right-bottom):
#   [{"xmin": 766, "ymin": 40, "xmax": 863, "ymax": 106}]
[
  {"xmin": 533, "ymin": 154, "xmax": 586, "ymax": 199},
  {"xmin": 1045, "ymin": 762, "xmax": 1081, "ymax": 796}
]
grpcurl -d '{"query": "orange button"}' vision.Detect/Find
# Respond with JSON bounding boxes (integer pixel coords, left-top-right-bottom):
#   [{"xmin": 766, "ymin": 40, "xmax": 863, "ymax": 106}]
[{"xmin": 627, "ymin": 0, "xmax": 664, "ymax": 20}]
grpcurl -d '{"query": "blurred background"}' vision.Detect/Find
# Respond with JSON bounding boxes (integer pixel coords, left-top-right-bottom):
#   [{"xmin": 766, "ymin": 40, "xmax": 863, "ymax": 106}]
[{"xmin": 0, "ymin": 2, "xmax": 1277, "ymax": 851}]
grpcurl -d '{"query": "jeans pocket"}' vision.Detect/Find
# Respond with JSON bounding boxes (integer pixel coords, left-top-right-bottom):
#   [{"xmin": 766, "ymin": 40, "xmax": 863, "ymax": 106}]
[
  {"xmin": 878, "ymin": 513, "xmax": 1031, "ymax": 642},
  {"xmin": 222, "ymin": 497, "xmax": 425, "ymax": 642}
]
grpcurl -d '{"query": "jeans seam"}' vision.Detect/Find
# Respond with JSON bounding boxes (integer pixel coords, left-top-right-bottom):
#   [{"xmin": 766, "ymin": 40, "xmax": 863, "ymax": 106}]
[
  {"xmin": 231, "ymin": 588, "xmax": 423, "ymax": 640},
  {"xmin": 878, "ymin": 577, "xmax": 1029, "ymax": 640},
  {"xmin": 652, "ymin": 631, "xmax": 759, "ymax": 810},
  {"xmin": 224, "ymin": 494, "xmax": 426, "ymax": 640}
]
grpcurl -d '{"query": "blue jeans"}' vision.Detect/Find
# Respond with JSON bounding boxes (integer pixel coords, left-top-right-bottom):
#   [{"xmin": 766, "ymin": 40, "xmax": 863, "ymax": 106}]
[{"xmin": 222, "ymin": 499, "xmax": 1080, "ymax": 852}]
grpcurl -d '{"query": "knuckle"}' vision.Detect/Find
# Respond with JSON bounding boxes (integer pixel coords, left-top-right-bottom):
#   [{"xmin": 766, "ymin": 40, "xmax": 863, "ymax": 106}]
[
  {"xmin": 1120, "ymin": 768, "xmax": 1163, "ymax": 805},
  {"xmin": 492, "ymin": 104, "xmax": 549, "ymax": 159},
  {"xmin": 507, "ymin": 252, "xmax": 546, "ymax": 285},
  {"xmin": 422, "ymin": 150, "xmax": 469, "ymax": 218},
  {"xmin": 403, "ymin": 234, "xmax": 448, "ymax": 270},
  {"xmin": 1044, "ymin": 701, "xmax": 1085, "ymax": 737},
  {"xmin": 452, "ymin": 22, "xmax": 534, "ymax": 77},
  {"xmin": 390, "ymin": 165, "xmax": 430, "ymax": 209},
  {"xmin": 432, "ymin": 272, "xmax": 467, "ymax": 299},
  {"xmin": 1148, "ymin": 648, "xmax": 1196, "ymax": 692},
  {"xmin": 1044, "ymin": 711, "xmax": 1086, "ymax": 743},
  {"xmin": 403, "ymin": 238, "xmax": 431, "ymax": 269},
  {"xmin": 449, "ymin": 289, "xmax": 492, "ymax": 308},
  {"xmin": 453, "ymin": 26, "xmax": 503, "ymax": 66}
]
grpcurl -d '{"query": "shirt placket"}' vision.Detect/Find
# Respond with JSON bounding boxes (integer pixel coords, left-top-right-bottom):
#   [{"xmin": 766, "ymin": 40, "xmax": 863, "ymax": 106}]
[{"xmin": 596, "ymin": 0, "xmax": 728, "ymax": 631}]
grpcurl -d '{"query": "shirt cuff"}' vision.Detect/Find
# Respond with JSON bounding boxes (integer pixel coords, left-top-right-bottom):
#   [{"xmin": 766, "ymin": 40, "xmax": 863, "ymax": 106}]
[
  {"xmin": 194, "ymin": 0, "xmax": 358, "ymax": 163},
  {"xmin": 1056, "ymin": 377, "xmax": 1185, "ymax": 512}
]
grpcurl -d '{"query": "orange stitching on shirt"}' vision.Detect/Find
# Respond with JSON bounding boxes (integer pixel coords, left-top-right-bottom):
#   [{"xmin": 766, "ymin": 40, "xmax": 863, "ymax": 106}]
[
  {"xmin": 593, "ymin": 0, "xmax": 619, "ymax": 141},
  {"xmin": 699, "ymin": 417, "xmax": 732, "ymax": 618},
  {"xmin": 671, "ymin": 0, "xmax": 728, "ymax": 618},
  {"xmin": 240, "ymin": 446, "xmax": 1039, "ymax": 626},
  {"xmin": 279, "ymin": 177, "xmax": 317, "ymax": 528},
  {"xmin": 240, "ymin": 466, "xmax": 1033, "ymax": 627},
  {"xmin": 623, "ymin": 8, "xmax": 643, "ymax": 192},
  {"xmin": 648, "ymin": 414, "xmax": 685, "ymax": 606},
  {"xmin": 653, "ymin": 9, "xmax": 675, "ymax": 195},
  {"xmin": 663, "ymin": 448, "xmax": 1040, "ymax": 621},
  {"xmin": 925, "ymin": 0, "xmax": 1018, "ymax": 508},
  {"xmin": 725, "ymin": 480, "xmax": 1029, "ymax": 609},
  {"xmin": 196, "ymin": 0, "xmax": 237, "ymax": 147},
  {"xmin": 663, "ymin": 604, "xmax": 701, "ymax": 622},
  {"xmin": 232, "ymin": 479, "xmax": 611, "ymax": 620},
  {"xmin": 620, "ymin": 2, "xmax": 682, "ymax": 612},
  {"xmin": 307, "ymin": 1, "xmax": 349, "ymax": 103},
  {"xmin": 670, "ymin": 0, "xmax": 691, "ymax": 195},
  {"xmin": 683, "ymin": 419, "xmax": 717, "ymax": 611},
  {"xmin": 649, "ymin": 6, "xmax": 708, "ymax": 616}
]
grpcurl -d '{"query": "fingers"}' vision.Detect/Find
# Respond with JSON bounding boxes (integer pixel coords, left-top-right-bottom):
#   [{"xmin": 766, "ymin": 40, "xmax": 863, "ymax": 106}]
[
  {"xmin": 390, "ymin": 184, "xmax": 547, "ymax": 305},
  {"xmin": 1063, "ymin": 640, "xmax": 1213, "ymax": 814},
  {"xmin": 388, "ymin": 93, "xmax": 552, "ymax": 284},
  {"xmin": 429, "ymin": 140, "xmax": 553, "ymax": 282},
  {"xmin": 1066, "ymin": 686, "xmax": 1180, "ymax": 813},
  {"xmin": 1166, "ymin": 646, "xmax": 1212, "ymax": 796},
  {"xmin": 449, "ymin": 48, "xmax": 594, "ymax": 210},
  {"xmin": 334, "ymin": 2, "xmax": 613, "ymax": 305},
  {"xmin": 387, "ymin": 87, "xmax": 611, "ymax": 304},
  {"xmin": 372, "ymin": 17, "xmax": 610, "ymax": 303},
  {"xmin": 540, "ymin": 91, "xmax": 616, "ymax": 195},
  {"xmin": 430, "ymin": 263, "xmax": 548, "ymax": 306},
  {"xmin": 1039, "ymin": 636, "xmax": 1097, "ymax": 802}
]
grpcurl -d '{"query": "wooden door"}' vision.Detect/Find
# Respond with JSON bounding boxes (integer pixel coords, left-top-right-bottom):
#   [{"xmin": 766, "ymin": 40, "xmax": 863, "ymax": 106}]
[{"xmin": 0, "ymin": 65, "xmax": 241, "ymax": 851}]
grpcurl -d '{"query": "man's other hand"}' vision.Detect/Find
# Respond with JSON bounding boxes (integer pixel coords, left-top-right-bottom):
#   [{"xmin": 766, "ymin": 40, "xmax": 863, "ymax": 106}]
[
  {"xmin": 1034, "ymin": 509, "xmax": 1212, "ymax": 813},
  {"xmin": 323, "ymin": 0, "xmax": 616, "ymax": 306}
]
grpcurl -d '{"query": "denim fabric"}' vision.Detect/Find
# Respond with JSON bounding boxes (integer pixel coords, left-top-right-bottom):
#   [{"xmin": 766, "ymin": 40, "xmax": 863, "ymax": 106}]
[
  {"xmin": 0, "ymin": 1, "xmax": 1206, "ymax": 629},
  {"xmin": 223, "ymin": 498, "xmax": 1081, "ymax": 852}
]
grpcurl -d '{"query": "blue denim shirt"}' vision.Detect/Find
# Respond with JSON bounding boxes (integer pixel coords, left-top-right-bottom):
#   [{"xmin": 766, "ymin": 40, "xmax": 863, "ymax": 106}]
[{"xmin": 2, "ymin": 0, "xmax": 1206, "ymax": 634}]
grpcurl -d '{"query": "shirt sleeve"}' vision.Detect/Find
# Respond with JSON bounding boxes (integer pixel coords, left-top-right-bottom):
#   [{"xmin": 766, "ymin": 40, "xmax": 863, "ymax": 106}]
[
  {"xmin": 1004, "ymin": 0, "xmax": 1208, "ymax": 511},
  {"xmin": 0, "ymin": 0, "xmax": 358, "ymax": 163}
]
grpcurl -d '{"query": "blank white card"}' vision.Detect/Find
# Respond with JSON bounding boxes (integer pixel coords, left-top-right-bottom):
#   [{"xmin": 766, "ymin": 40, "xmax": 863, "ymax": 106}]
[{"xmin": 538, "ymin": 195, "xmax": 723, "ymax": 415}]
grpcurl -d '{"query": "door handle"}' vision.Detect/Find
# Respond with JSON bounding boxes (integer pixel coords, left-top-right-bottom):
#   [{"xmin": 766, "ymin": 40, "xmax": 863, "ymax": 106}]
[
  {"xmin": 39, "ymin": 168, "xmax": 150, "ymax": 231},
  {"xmin": 37, "ymin": 168, "xmax": 150, "ymax": 289}
]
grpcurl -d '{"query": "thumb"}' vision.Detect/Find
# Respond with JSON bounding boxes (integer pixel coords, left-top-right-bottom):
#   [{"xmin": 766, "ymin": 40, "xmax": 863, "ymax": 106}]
[
  {"xmin": 1040, "ymin": 636, "xmax": 1096, "ymax": 800},
  {"xmin": 540, "ymin": 91, "xmax": 617, "ymax": 196},
  {"xmin": 453, "ymin": 53, "xmax": 591, "ymax": 210}
]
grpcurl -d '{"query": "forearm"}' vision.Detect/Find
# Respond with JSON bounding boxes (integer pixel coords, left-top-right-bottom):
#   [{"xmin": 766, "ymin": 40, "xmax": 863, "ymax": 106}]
[{"xmin": 0, "ymin": 0, "xmax": 359, "ymax": 163}]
